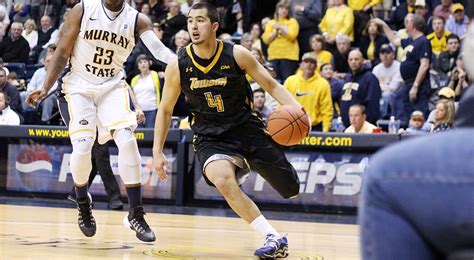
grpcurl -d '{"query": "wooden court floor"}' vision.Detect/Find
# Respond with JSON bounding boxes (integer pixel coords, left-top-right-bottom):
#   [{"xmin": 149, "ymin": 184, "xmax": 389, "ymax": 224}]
[{"xmin": 0, "ymin": 204, "xmax": 360, "ymax": 259}]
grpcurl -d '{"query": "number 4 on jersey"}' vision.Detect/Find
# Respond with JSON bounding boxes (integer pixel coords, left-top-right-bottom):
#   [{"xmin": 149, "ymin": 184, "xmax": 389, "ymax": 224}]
[{"xmin": 204, "ymin": 92, "xmax": 224, "ymax": 112}]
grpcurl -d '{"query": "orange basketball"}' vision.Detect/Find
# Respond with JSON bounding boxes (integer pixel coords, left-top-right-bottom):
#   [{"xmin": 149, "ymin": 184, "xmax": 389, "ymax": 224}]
[{"xmin": 267, "ymin": 105, "xmax": 310, "ymax": 146}]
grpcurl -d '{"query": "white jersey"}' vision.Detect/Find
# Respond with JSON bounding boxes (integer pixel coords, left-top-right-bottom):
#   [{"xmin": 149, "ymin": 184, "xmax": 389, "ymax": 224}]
[{"xmin": 67, "ymin": 0, "xmax": 138, "ymax": 85}]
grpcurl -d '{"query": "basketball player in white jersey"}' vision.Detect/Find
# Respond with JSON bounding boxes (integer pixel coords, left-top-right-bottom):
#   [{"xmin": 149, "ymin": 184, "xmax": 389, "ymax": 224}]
[{"xmin": 26, "ymin": 0, "xmax": 175, "ymax": 242}]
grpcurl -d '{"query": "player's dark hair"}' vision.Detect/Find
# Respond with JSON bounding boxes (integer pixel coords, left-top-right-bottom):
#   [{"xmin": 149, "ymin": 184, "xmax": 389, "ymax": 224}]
[{"xmin": 189, "ymin": 2, "xmax": 220, "ymax": 24}]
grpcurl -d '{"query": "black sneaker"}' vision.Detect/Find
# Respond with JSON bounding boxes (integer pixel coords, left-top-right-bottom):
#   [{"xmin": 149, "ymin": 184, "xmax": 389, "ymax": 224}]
[
  {"xmin": 76, "ymin": 197, "xmax": 96, "ymax": 237},
  {"xmin": 123, "ymin": 206, "xmax": 156, "ymax": 242}
]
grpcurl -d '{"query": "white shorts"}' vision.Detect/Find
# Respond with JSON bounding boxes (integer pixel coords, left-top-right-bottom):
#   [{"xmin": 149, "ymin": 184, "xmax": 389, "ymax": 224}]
[{"xmin": 61, "ymin": 73, "xmax": 137, "ymax": 144}]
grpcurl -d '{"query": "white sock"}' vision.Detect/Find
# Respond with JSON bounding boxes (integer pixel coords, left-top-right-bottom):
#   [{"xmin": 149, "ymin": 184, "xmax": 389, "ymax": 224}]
[{"xmin": 250, "ymin": 215, "xmax": 280, "ymax": 238}]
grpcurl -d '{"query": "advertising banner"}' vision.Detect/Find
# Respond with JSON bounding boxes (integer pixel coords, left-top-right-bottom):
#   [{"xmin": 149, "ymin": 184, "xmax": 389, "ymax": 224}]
[
  {"xmin": 7, "ymin": 143, "xmax": 176, "ymax": 200},
  {"xmin": 193, "ymin": 151, "xmax": 370, "ymax": 207}
]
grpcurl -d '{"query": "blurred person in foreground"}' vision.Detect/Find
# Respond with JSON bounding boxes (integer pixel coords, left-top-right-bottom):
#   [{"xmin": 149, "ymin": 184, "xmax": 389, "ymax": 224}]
[{"xmin": 358, "ymin": 23, "xmax": 474, "ymax": 260}]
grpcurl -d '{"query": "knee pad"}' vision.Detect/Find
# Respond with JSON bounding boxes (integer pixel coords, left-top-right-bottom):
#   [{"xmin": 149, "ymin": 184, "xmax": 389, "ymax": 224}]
[
  {"xmin": 113, "ymin": 128, "xmax": 142, "ymax": 184},
  {"xmin": 70, "ymin": 136, "xmax": 94, "ymax": 185}
]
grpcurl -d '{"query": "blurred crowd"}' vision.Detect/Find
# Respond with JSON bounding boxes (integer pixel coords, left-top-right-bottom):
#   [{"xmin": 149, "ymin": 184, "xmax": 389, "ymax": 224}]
[{"xmin": 0, "ymin": 0, "xmax": 472, "ymax": 135}]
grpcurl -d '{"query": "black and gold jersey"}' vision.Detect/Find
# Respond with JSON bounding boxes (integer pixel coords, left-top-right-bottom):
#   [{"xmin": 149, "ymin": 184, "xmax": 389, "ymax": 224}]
[{"xmin": 178, "ymin": 40, "xmax": 258, "ymax": 135}]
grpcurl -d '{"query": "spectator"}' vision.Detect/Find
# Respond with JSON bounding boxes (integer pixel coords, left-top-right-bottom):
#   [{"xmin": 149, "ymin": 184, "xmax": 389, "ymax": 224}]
[
  {"xmin": 59, "ymin": 0, "xmax": 80, "ymax": 25},
  {"xmin": 218, "ymin": 32, "xmax": 233, "ymax": 42},
  {"xmin": 430, "ymin": 99, "xmax": 455, "ymax": 132},
  {"xmin": 249, "ymin": 22, "xmax": 266, "ymax": 58},
  {"xmin": 0, "ymin": 57, "xmax": 9, "ymax": 75},
  {"xmin": 7, "ymin": 71, "xmax": 23, "ymax": 91},
  {"xmin": 447, "ymin": 56, "xmax": 470, "ymax": 100},
  {"xmin": 291, "ymin": 0, "xmax": 322, "ymax": 55},
  {"xmin": 22, "ymin": 18, "xmax": 38, "ymax": 50},
  {"xmin": 262, "ymin": 1, "xmax": 300, "ymax": 83},
  {"xmin": 414, "ymin": 0, "xmax": 433, "ymax": 34},
  {"xmin": 156, "ymin": 0, "xmax": 186, "ymax": 47},
  {"xmin": 426, "ymin": 86, "xmax": 457, "ymax": 123},
  {"xmin": 22, "ymin": 53, "xmax": 57, "ymax": 122},
  {"xmin": 433, "ymin": 0, "xmax": 453, "ymax": 20},
  {"xmin": 348, "ymin": 0, "xmax": 382, "ymax": 45},
  {"xmin": 180, "ymin": 0, "xmax": 194, "ymax": 16},
  {"xmin": 284, "ymin": 52, "xmax": 333, "ymax": 131},
  {"xmin": 445, "ymin": 3, "xmax": 469, "ymax": 38},
  {"xmin": 240, "ymin": 32, "xmax": 254, "ymax": 50},
  {"xmin": 31, "ymin": 0, "xmax": 61, "ymax": 28},
  {"xmin": 252, "ymin": 88, "xmax": 272, "ymax": 121},
  {"xmin": 208, "ymin": 0, "xmax": 244, "ymax": 36},
  {"xmin": 130, "ymin": 55, "xmax": 160, "ymax": 128},
  {"xmin": 332, "ymin": 35, "xmax": 351, "ymax": 79},
  {"xmin": 359, "ymin": 19, "xmax": 388, "ymax": 67},
  {"xmin": 374, "ymin": 14, "xmax": 432, "ymax": 124},
  {"xmin": 427, "ymin": 16, "xmax": 451, "ymax": 57},
  {"xmin": 433, "ymin": 34, "xmax": 460, "ymax": 76},
  {"xmin": 398, "ymin": 110, "xmax": 431, "ymax": 134},
  {"xmin": 340, "ymin": 49, "xmax": 381, "ymax": 127},
  {"xmin": 0, "ymin": 91, "xmax": 20, "ymax": 125},
  {"xmin": 149, "ymin": 0, "xmax": 168, "ymax": 19},
  {"xmin": 11, "ymin": 0, "xmax": 31, "ymax": 24},
  {"xmin": 171, "ymin": 29, "xmax": 190, "ymax": 53},
  {"xmin": 0, "ymin": 3, "xmax": 10, "ymax": 28},
  {"xmin": 0, "ymin": 69, "xmax": 22, "ymax": 116},
  {"xmin": 320, "ymin": 63, "xmax": 343, "ymax": 118},
  {"xmin": 309, "ymin": 34, "xmax": 332, "ymax": 67},
  {"xmin": 372, "ymin": 44, "xmax": 404, "ymax": 120},
  {"xmin": 319, "ymin": 0, "xmax": 354, "ymax": 49},
  {"xmin": 390, "ymin": 0, "xmax": 415, "ymax": 30},
  {"xmin": 140, "ymin": 3, "xmax": 155, "ymax": 22},
  {"xmin": 0, "ymin": 22, "xmax": 30, "ymax": 63},
  {"xmin": 344, "ymin": 104, "xmax": 377, "ymax": 133},
  {"xmin": 33, "ymin": 15, "xmax": 59, "ymax": 62},
  {"xmin": 359, "ymin": 130, "xmax": 474, "ymax": 260}
]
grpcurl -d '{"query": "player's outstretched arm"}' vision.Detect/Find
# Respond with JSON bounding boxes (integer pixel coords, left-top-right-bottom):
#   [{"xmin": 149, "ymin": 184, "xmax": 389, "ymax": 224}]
[
  {"xmin": 26, "ymin": 3, "xmax": 82, "ymax": 107},
  {"xmin": 136, "ymin": 13, "xmax": 176, "ymax": 65},
  {"xmin": 233, "ymin": 45, "xmax": 300, "ymax": 108},
  {"xmin": 152, "ymin": 56, "xmax": 181, "ymax": 180}
]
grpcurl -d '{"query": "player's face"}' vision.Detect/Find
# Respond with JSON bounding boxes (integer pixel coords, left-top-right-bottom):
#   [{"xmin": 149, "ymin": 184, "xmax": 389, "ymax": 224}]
[{"xmin": 187, "ymin": 8, "xmax": 217, "ymax": 45}]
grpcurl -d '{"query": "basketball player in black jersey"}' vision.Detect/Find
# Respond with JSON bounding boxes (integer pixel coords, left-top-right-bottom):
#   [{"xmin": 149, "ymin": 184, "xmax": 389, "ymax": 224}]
[{"xmin": 152, "ymin": 3, "xmax": 307, "ymax": 258}]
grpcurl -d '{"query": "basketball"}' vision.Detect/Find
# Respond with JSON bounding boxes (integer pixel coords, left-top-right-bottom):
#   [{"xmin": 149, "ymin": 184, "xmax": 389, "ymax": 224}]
[{"xmin": 267, "ymin": 105, "xmax": 310, "ymax": 146}]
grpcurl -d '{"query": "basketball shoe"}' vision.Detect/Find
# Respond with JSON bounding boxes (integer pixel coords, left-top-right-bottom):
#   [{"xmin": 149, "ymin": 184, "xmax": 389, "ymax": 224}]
[
  {"xmin": 254, "ymin": 234, "xmax": 289, "ymax": 258},
  {"xmin": 123, "ymin": 206, "xmax": 156, "ymax": 242},
  {"xmin": 76, "ymin": 196, "xmax": 96, "ymax": 237}
]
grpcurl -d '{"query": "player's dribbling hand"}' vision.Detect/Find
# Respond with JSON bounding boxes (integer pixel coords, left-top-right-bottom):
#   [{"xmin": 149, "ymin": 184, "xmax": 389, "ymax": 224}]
[
  {"xmin": 26, "ymin": 89, "xmax": 47, "ymax": 108},
  {"xmin": 153, "ymin": 152, "xmax": 170, "ymax": 181},
  {"xmin": 136, "ymin": 108, "xmax": 146, "ymax": 125}
]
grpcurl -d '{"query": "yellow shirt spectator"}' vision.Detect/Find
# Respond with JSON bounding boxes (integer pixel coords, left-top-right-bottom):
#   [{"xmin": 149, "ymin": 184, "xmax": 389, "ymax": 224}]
[
  {"xmin": 313, "ymin": 50, "xmax": 333, "ymax": 67},
  {"xmin": 427, "ymin": 31, "xmax": 451, "ymax": 56},
  {"xmin": 348, "ymin": 0, "xmax": 382, "ymax": 11},
  {"xmin": 262, "ymin": 17, "xmax": 300, "ymax": 61},
  {"xmin": 284, "ymin": 53, "xmax": 333, "ymax": 131},
  {"xmin": 319, "ymin": 4, "xmax": 355, "ymax": 41}
]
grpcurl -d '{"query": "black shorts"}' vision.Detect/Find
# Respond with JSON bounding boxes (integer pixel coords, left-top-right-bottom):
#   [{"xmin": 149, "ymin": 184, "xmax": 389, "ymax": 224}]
[{"xmin": 193, "ymin": 119, "xmax": 300, "ymax": 199}]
